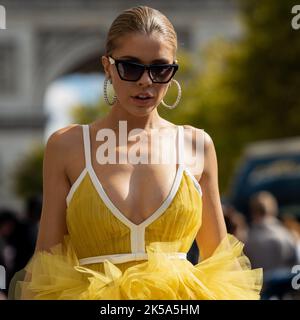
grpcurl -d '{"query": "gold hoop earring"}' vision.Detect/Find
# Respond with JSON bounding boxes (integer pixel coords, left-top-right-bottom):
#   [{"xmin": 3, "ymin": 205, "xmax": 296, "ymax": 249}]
[
  {"xmin": 103, "ymin": 78, "xmax": 117, "ymax": 106},
  {"xmin": 161, "ymin": 79, "xmax": 181, "ymax": 109}
]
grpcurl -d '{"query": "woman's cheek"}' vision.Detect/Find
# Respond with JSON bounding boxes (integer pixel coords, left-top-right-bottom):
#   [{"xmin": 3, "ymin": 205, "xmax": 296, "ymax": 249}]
[
  {"xmin": 114, "ymin": 84, "xmax": 127, "ymax": 102},
  {"xmin": 159, "ymin": 86, "xmax": 169, "ymax": 101}
]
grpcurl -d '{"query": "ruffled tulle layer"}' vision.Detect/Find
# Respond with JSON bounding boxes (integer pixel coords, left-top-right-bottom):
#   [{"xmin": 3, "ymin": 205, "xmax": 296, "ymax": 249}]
[{"xmin": 10, "ymin": 234, "xmax": 263, "ymax": 300}]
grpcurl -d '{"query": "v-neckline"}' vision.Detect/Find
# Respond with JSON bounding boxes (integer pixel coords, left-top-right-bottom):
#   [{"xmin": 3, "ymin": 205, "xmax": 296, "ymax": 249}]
[
  {"xmin": 85, "ymin": 124, "xmax": 184, "ymax": 228},
  {"xmin": 88, "ymin": 163, "xmax": 184, "ymax": 228}
]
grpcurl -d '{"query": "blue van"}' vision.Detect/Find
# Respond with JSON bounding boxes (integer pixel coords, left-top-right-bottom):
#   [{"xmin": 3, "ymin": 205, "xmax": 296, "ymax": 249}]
[{"xmin": 227, "ymin": 136, "xmax": 300, "ymax": 221}]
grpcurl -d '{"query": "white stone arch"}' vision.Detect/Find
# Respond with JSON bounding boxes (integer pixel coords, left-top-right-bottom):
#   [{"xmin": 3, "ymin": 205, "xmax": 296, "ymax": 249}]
[
  {"xmin": 34, "ymin": 32, "xmax": 106, "ymax": 105},
  {"xmin": 45, "ymin": 38, "xmax": 105, "ymax": 84}
]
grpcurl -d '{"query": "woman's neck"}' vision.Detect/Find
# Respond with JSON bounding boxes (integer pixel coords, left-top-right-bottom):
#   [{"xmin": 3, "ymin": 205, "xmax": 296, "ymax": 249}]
[{"xmin": 101, "ymin": 104, "xmax": 169, "ymax": 133}]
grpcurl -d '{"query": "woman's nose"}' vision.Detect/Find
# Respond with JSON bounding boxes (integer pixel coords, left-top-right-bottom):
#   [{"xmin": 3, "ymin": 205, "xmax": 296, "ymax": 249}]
[{"xmin": 137, "ymin": 69, "xmax": 152, "ymax": 86}]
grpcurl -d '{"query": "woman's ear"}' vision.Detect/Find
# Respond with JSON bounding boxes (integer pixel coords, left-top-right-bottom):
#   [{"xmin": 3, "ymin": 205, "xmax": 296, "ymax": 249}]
[{"xmin": 101, "ymin": 56, "xmax": 110, "ymax": 78}]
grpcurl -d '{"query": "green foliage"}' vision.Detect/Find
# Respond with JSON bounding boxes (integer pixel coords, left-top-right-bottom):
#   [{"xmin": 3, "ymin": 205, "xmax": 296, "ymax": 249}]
[
  {"xmin": 175, "ymin": 0, "xmax": 300, "ymax": 194},
  {"xmin": 71, "ymin": 100, "xmax": 111, "ymax": 124},
  {"xmin": 13, "ymin": 145, "xmax": 44, "ymax": 200}
]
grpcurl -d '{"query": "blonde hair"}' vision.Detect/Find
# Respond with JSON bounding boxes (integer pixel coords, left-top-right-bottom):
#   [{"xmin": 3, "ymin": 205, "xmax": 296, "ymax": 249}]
[{"xmin": 105, "ymin": 6, "xmax": 177, "ymax": 58}]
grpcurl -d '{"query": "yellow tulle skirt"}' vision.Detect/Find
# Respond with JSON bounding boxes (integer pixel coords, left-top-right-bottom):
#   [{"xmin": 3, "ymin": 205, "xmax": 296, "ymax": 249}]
[{"xmin": 10, "ymin": 234, "xmax": 263, "ymax": 300}]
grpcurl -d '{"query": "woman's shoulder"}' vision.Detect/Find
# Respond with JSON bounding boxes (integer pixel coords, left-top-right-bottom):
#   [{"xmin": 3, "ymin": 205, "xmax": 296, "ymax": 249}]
[
  {"xmin": 182, "ymin": 124, "xmax": 213, "ymax": 151},
  {"xmin": 181, "ymin": 125, "xmax": 217, "ymax": 179},
  {"xmin": 45, "ymin": 124, "xmax": 84, "ymax": 162},
  {"xmin": 44, "ymin": 124, "xmax": 85, "ymax": 183},
  {"xmin": 46, "ymin": 124, "xmax": 83, "ymax": 148}
]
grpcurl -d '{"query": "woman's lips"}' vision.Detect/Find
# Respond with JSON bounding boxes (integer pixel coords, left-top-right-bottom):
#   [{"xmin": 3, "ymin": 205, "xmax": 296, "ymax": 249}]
[{"xmin": 131, "ymin": 96, "xmax": 155, "ymax": 106}]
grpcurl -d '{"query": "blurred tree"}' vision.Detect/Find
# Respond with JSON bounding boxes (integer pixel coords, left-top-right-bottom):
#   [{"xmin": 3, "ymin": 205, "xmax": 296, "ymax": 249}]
[
  {"xmin": 71, "ymin": 101, "xmax": 110, "ymax": 124},
  {"xmin": 182, "ymin": 0, "xmax": 300, "ymax": 194},
  {"xmin": 13, "ymin": 145, "xmax": 44, "ymax": 200}
]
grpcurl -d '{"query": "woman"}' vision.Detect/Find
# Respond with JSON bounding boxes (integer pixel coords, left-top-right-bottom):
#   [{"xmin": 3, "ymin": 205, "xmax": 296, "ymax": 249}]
[{"xmin": 11, "ymin": 5, "xmax": 262, "ymax": 300}]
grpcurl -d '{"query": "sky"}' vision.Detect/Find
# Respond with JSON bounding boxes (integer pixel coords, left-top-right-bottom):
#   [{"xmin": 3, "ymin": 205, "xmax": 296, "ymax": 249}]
[{"xmin": 44, "ymin": 73, "xmax": 104, "ymax": 142}]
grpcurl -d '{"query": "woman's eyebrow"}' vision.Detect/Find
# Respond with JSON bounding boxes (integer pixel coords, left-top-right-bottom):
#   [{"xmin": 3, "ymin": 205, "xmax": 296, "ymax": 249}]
[{"xmin": 118, "ymin": 56, "xmax": 170, "ymax": 63}]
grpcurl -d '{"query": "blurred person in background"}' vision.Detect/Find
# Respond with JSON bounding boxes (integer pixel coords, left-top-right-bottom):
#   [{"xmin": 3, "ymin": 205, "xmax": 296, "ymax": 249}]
[
  {"xmin": 6, "ymin": 195, "xmax": 42, "ymax": 300},
  {"xmin": 0, "ymin": 198, "xmax": 42, "ymax": 298},
  {"xmin": 0, "ymin": 208, "xmax": 19, "ymax": 297},
  {"xmin": 244, "ymin": 191, "xmax": 298, "ymax": 271},
  {"xmin": 244, "ymin": 191, "xmax": 298, "ymax": 299},
  {"xmin": 10, "ymin": 195, "xmax": 42, "ymax": 273},
  {"xmin": 0, "ymin": 228, "xmax": 5, "ymax": 267},
  {"xmin": 0, "ymin": 291, "xmax": 7, "ymax": 300},
  {"xmin": 281, "ymin": 213, "xmax": 300, "ymax": 264},
  {"xmin": 223, "ymin": 204, "xmax": 249, "ymax": 243}
]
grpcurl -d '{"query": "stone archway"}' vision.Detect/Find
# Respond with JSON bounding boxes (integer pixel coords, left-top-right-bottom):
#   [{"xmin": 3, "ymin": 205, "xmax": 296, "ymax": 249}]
[{"xmin": 35, "ymin": 29, "xmax": 106, "ymax": 107}]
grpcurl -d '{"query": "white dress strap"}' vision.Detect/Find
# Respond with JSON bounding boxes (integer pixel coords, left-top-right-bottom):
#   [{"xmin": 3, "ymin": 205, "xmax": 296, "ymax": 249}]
[
  {"xmin": 82, "ymin": 124, "xmax": 92, "ymax": 169},
  {"xmin": 176, "ymin": 125, "xmax": 203, "ymax": 197},
  {"xmin": 177, "ymin": 125, "xmax": 185, "ymax": 166},
  {"xmin": 78, "ymin": 252, "xmax": 187, "ymax": 266}
]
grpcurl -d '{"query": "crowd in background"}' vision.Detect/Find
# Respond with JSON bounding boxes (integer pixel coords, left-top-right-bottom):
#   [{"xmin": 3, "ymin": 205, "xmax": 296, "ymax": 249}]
[
  {"xmin": 0, "ymin": 191, "xmax": 300, "ymax": 300},
  {"xmin": 0, "ymin": 195, "xmax": 42, "ymax": 300},
  {"xmin": 223, "ymin": 192, "xmax": 300, "ymax": 299}
]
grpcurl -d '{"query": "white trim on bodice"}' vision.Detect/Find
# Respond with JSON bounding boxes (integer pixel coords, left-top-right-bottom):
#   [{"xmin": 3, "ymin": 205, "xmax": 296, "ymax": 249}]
[{"xmin": 65, "ymin": 124, "xmax": 203, "ymax": 264}]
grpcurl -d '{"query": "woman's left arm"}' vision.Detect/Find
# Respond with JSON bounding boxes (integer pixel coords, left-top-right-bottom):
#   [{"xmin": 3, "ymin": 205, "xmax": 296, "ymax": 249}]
[{"xmin": 195, "ymin": 130, "xmax": 228, "ymax": 261}]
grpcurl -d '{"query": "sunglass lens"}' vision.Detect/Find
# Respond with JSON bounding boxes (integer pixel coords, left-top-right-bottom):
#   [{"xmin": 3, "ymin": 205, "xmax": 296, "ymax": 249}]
[
  {"xmin": 150, "ymin": 66, "xmax": 175, "ymax": 83},
  {"xmin": 118, "ymin": 61, "xmax": 143, "ymax": 81}
]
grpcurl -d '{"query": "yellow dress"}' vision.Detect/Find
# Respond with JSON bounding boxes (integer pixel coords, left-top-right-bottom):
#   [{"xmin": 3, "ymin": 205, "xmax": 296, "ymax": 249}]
[{"xmin": 11, "ymin": 125, "xmax": 263, "ymax": 300}]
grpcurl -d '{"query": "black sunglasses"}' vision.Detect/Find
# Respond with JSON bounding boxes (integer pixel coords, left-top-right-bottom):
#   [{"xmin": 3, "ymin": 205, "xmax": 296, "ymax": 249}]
[{"xmin": 108, "ymin": 56, "xmax": 179, "ymax": 84}]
